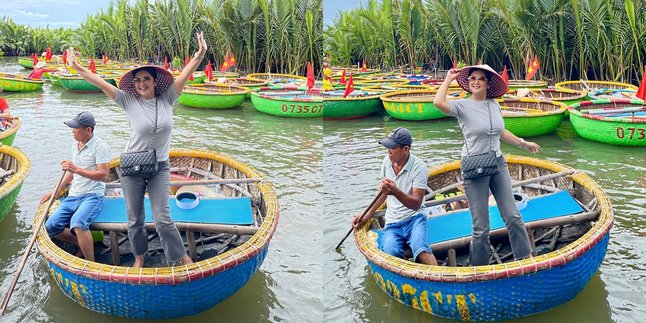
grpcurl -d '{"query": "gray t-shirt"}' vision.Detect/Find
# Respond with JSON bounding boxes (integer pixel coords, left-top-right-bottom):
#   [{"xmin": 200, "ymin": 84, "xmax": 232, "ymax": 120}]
[
  {"xmin": 381, "ymin": 153, "xmax": 428, "ymax": 224},
  {"xmin": 114, "ymin": 86, "xmax": 180, "ymax": 161},
  {"xmin": 69, "ymin": 134, "xmax": 112, "ymax": 196},
  {"xmin": 447, "ymin": 98, "xmax": 504, "ymax": 157}
]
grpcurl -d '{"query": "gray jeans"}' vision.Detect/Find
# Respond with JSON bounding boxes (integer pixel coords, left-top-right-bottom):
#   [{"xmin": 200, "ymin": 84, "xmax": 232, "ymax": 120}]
[
  {"xmin": 121, "ymin": 160, "xmax": 187, "ymax": 264},
  {"xmin": 463, "ymin": 156, "xmax": 532, "ymax": 265}
]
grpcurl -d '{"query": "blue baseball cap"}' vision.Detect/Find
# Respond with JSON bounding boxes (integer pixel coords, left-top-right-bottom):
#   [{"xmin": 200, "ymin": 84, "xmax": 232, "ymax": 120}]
[
  {"xmin": 378, "ymin": 127, "xmax": 413, "ymax": 148},
  {"xmin": 64, "ymin": 111, "xmax": 96, "ymax": 128}
]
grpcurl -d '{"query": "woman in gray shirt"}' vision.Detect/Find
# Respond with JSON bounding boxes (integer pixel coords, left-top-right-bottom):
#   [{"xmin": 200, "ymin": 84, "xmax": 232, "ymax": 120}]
[
  {"xmin": 433, "ymin": 64, "xmax": 540, "ymax": 266},
  {"xmin": 66, "ymin": 32, "xmax": 208, "ymax": 267}
]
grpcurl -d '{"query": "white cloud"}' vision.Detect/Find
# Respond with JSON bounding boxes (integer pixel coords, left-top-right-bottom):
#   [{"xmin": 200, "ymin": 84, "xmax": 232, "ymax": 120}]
[{"xmin": 16, "ymin": 10, "xmax": 51, "ymax": 18}]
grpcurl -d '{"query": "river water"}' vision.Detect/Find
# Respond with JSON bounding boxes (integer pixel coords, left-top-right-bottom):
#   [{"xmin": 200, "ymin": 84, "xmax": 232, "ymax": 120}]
[{"xmin": 1, "ymin": 56, "xmax": 645, "ymax": 322}]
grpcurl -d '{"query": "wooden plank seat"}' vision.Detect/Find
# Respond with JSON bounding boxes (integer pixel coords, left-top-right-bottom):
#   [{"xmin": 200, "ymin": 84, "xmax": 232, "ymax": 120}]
[
  {"xmin": 90, "ymin": 196, "xmax": 257, "ymax": 265},
  {"xmin": 373, "ymin": 190, "xmax": 594, "ymax": 257}
]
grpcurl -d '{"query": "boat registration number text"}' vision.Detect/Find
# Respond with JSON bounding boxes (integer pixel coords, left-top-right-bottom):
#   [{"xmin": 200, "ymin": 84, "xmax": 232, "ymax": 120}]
[
  {"xmin": 281, "ymin": 104, "xmax": 322, "ymax": 114},
  {"xmin": 616, "ymin": 127, "xmax": 646, "ymax": 140}
]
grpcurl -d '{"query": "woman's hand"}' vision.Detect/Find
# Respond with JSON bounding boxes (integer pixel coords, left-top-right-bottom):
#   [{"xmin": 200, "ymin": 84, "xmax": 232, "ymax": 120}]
[
  {"xmin": 193, "ymin": 31, "xmax": 207, "ymax": 60},
  {"xmin": 445, "ymin": 68, "xmax": 461, "ymax": 82},
  {"xmin": 66, "ymin": 47, "xmax": 81, "ymax": 70},
  {"xmin": 522, "ymin": 140, "xmax": 540, "ymax": 154}
]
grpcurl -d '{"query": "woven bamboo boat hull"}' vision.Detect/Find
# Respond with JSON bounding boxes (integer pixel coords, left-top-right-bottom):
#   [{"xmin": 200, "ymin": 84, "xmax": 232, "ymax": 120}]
[
  {"xmin": 555, "ymin": 80, "xmax": 638, "ymax": 93},
  {"xmin": 507, "ymin": 80, "xmax": 548, "ymax": 90},
  {"xmin": 355, "ymin": 156, "xmax": 613, "ymax": 321},
  {"xmin": 497, "ymin": 98, "xmax": 567, "ymax": 137},
  {"xmin": 569, "ymin": 99, "xmax": 646, "ymax": 146},
  {"xmin": 0, "ymin": 117, "xmax": 21, "ymax": 146},
  {"xmin": 0, "ymin": 144, "xmax": 31, "ymax": 222},
  {"xmin": 178, "ymin": 84, "xmax": 249, "ymax": 109},
  {"xmin": 35, "ymin": 149, "xmax": 279, "ymax": 319},
  {"xmin": 251, "ymin": 90, "xmax": 323, "ymax": 118},
  {"xmin": 18, "ymin": 57, "xmax": 34, "ymax": 69},
  {"xmin": 380, "ymin": 90, "xmax": 467, "ymax": 120},
  {"xmin": 59, "ymin": 76, "xmax": 117, "ymax": 92},
  {"xmin": 0, "ymin": 75, "xmax": 44, "ymax": 92},
  {"xmin": 322, "ymin": 92, "xmax": 382, "ymax": 118}
]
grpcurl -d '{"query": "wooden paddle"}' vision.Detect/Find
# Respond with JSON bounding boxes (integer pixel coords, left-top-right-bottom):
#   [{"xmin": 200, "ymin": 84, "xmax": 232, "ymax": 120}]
[
  {"xmin": 0, "ymin": 171, "xmax": 67, "ymax": 316},
  {"xmin": 334, "ymin": 191, "xmax": 384, "ymax": 250}
]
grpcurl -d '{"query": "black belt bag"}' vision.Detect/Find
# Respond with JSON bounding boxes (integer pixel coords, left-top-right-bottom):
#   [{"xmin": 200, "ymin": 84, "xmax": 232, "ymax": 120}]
[
  {"xmin": 461, "ymin": 150, "xmax": 499, "ymax": 180},
  {"xmin": 461, "ymin": 101, "xmax": 500, "ymax": 180},
  {"xmin": 120, "ymin": 97, "xmax": 159, "ymax": 177}
]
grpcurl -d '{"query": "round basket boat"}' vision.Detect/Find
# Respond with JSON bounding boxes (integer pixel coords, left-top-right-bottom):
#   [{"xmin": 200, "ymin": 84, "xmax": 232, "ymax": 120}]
[
  {"xmin": 250, "ymin": 89, "xmax": 323, "ymax": 118},
  {"xmin": 507, "ymin": 79, "xmax": 549, "ymax": 90},
  {"xmin": 379, "ymin": 90, "xmax": 467, "ymax": 121},
  {"xmin": 569, "ymin": 98, "xmax": 646, "ymax": 146},
  {"xmin": 330, "ymin": 67, "xmax": 380, "ymax": 77},
  {"xmin": 246, "ymin": 73, "xmax": 307, "ymax": 82},
  {"xmin": 34, "ymin": 149, "xmax": 279, "ymax": 319},
  {"xmin": 354, "ymin": 155, "xmax": 613, "ymax": 321},
  {"xmin": 170, "ymin": 70, "xmax": 206, "ymax": 84},
  {"xmin": 355, "ymin": 78, "xmax": 409, "ymax": 89},
  {"xmin": 555, "ymin": 80, "xmax": 637, "ymax": 93},
  {"xmin": 18, "ymin": 57, "xmax": 35, "ymax": 69},
  {"xmin": 0, "ymin": 73, "xmax": 44, "ymax": 92},
  {"xmin": 505, "ymin": 88, "xmax": 587, "ymax": 118},
  {"xmin": 496, "ymin": 98, "xmax": 567, "ymax": 137},
  {"xmin": 0, "ymin": 144, "xmax": 31, "ymax": 222},
  {"xmin": 322, "ymin": 90, "xmax": 382, "ymax": 119},
  {"xmin": 59, "ymin": 74, "xmax": 117, "ymax": 92},
  {"xmin": 206, "ymin": 77, "xmax": 269, "ymax": 99},
  {"xmin": 0, "ymin": 116, "xmax": 21, "ymax": 146},
  {"xmin": 177, "ymin": 84, "xmax": 249, "ymax": 109}
]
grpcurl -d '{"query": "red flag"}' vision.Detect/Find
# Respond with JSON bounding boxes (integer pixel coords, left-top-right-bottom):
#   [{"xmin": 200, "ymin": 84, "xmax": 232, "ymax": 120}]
[
  {"xmin": 102, "ymin": 54, "xmax": 107, "ymax": 64},
  {"xmin": 89, "ymin": 59, "xmax": 96, "ymax": 73},
  {"xmin": 204, "ymin": 60, "xmax": 213, "ymax": 81},
  {"xmin": 452, "ymin": 60, "xmax": 457, "ymax": 69},
  {"xmin": 501, "ymin": 65, "xmax": 509, "ymax": 84},
  {"xmin": 306, "ymin": 61, "xmax": 315, "ymax": 91},
  {"xmin": 46, "ymin": 46, "xmax": 52, "ymax": 61},
  {"xmin": 637, "ymin": 65, "xmax": 646, "ymax": 101},
  {"xmin": 164, "ymin": 56, "xmax": 169, "ymax": 70},
  {"xmin": 343, "ymin": 73, "xmax": 355, "ymax": 98},
  {"xmin": 361, "ymin": 59, "xmax": 367, "ymax": 72},
  {"xmin": 220, "ymin": 58, "xmax": 230, "ymax": 72},
  {"xmin": 340, "ymin": 69, "xmax": 346, "ymax": 85},
  {"xmin": 228, "ymin": 53, "xmax": 236, "ymax": 67},
  {"xmin": 62, "ymin": 50, "xmax": 68, "ymax": 65},
  {"xmin": 525, "ymin": 55, "xmax": 540, "ymax": 80}
]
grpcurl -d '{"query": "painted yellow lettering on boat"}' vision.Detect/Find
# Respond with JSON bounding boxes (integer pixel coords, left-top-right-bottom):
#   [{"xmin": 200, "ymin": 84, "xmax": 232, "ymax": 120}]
[
  {"xmin": 64, "ymin": 278, "xmax": 69, "ymax": 288},
  {"xmin": 420, "ymin": 290, "xmax": 433, "ymax": 314},
  {"xmin": 401, "ymin": 284, "xmax": 419, "ymax": 309},
  {"xmin": 433, "ymin": 291, "xmax": 443, "ymax": 304},
  {"xmin": 405, "ymin": 103, "xmax": 413, "ymax": 113},
  {"xmin": 70, "ymin": 281, "xmax": 86, "ymax": 306},
  {"xmin": 52, "ymin": 269, "xmax": 64, "ymax": 284},
  {"xmin": 456, "ymin": 295, "xmax": 471, "ymax": 321},
  {"xmin": 373, "ymin": 272, "xmax": 386, "ymax": 290},
  {"xmin": 446, "ymin": 294, "xmax": 453, "ymax": 305},
  {"xmin": 469, "ymin": 293, "xmax": 476, "ymax": 304},
  {"xmin": 385, "ymin": 280, "xmax": 401, "ymax": 299},
  {"xmin": 417, "ymin": 103, "xmax": 423, "ymax": 113},
  {"xmin": 397, "ymin": 103, "xmax": 404, "ymax": 113}
]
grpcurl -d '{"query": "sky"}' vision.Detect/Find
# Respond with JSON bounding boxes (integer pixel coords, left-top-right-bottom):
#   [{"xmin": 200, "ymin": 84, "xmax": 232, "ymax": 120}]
[
  {"xmin": 2, "ymin": 0, "xmax": 362, "ymax": 29},
  {"xmin": 2, "ymin": 0, "xmax": 113, "ymax": 28}
]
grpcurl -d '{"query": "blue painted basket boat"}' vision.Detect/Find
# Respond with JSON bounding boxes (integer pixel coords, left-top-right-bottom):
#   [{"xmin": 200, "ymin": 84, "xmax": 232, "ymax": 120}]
[
  {"xmin": 34, "ymin": 149, "xmax": 279, "ymax": 319},
  {"xmin": 354, "ymin": 155, "xmax": 613, "ymax": 321}
]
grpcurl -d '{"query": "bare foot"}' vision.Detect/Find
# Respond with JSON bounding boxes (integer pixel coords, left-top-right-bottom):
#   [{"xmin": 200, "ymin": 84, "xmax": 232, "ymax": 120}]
[
  {"xmin": 180, "ymin": 255, "xmax": 193, "ymax": 265},
  {"xmin": 133, "ymin": 256, "xmax": 144, "ymax": 268}
]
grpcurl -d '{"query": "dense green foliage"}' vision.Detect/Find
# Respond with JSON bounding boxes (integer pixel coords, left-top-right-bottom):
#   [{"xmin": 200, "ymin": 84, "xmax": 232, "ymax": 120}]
[
  {"xmin": 324, "ymin": 0, "xmax": 646, "ymax": 83},
  {"xmin": 0, "ymin": 0, "xmax": 323, "ymax": 74}
]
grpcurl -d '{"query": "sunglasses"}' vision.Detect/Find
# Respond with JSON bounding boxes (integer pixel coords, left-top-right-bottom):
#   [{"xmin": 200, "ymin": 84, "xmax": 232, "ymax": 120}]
[
  {"xmin": 467, "ymin": 76, "xmax": 488, "ymax": 82},
  {"xmin": 133, "ymin": 76, "xmax": 153, "ymax": 83}
]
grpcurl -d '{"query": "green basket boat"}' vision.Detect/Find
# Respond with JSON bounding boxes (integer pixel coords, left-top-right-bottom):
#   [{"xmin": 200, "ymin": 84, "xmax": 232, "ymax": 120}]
[
  {"xmin": 251, "ymin": 89, "xmax": 323, "ymax": 118},
  {"xmin": 322, "ymin": 90, "xmax": 382, "ymax": 119},
  {"xmin": 555, "ymin": 80, "xmax": 637, "ymax": 94},
  {"xmin": 48, "ymin": 72, "xmax": 63, "ymax": 86},
  {"xmin": 59, "ymin": 74, "xmax": 117, "ymax": 92},
  {"xmin": 569, "ymin": 99, "xmax": 646, "ymax": 146},
  {"xmin": 206, "ymin": 77, "xmax": 269, "ymax": 99},
  {"xmin": 507, "ymin": 79, "xmax": 549, "ymax": 90},
  {"xmin": 178, "ymin": 84, "xmax": 249, "ymax": 109},
  {"xmin": 330, "ymin": 67, "xmax": 380, "ymax": 77},
  {"xmin": 0, "ymin": 116, "xmax": 21, "ymax": 146},
  {"xmin": 0, "ymin": 144, "xmax": 31, "ymax": 222},
  {"xmin": 0, "ymin": 73, "xmax": 44, "ymax": 92},
  {"xmin": 18, "ymin": 57, "xmax": 34, "ymax": 69},
  {"xmin": 170, "ymin": 70, "xmax": 206, "ymax": 84},
  {"xmin": 505, "ymin": 88, "xmax": 587, "ymax": 118},
  {"xmin": 355, "ymin": 79, "xmax": 409, "ymax": 89},
  {"xmin": 496, "ymin": 98, "xmax": 567, "ymax": 137},
  {"xmin": 247, "ymin": 73, "xmax": 307, "ymax": 82},
  {"xmin": 379, "ymin": 90, "xmax": 467, "ymax": 121}
]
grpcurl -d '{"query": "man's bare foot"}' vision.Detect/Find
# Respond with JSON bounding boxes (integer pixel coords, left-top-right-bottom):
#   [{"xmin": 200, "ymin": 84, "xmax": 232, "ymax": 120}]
[{"xmin": 133, "ymin": 256, "xmax": 144, "ymax": 268}]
